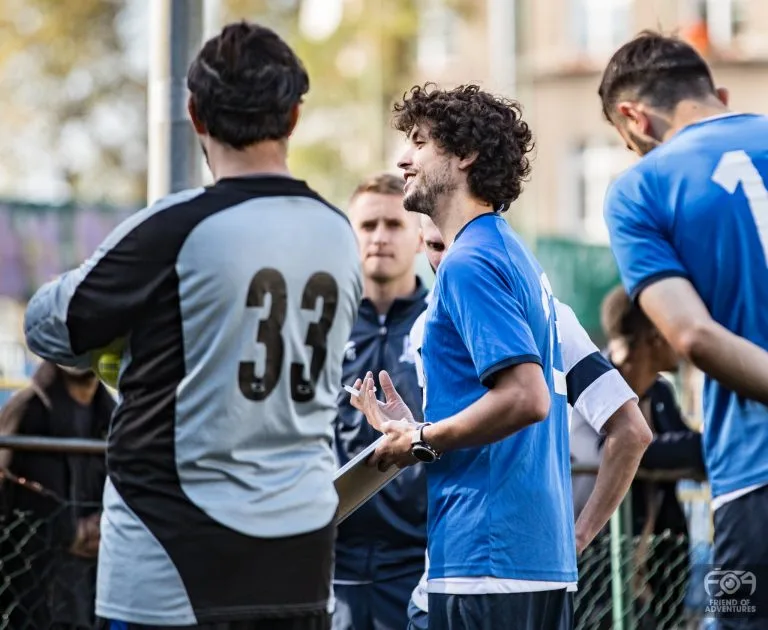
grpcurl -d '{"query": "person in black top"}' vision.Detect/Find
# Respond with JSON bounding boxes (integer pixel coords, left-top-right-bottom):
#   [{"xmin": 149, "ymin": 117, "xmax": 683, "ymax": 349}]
[
  {"xmin": 0, "ymin": 361, "xmax": 113, "ymax": 629},
  {"xmin": 600, "ymin": 285, "xmax": 706, "ymax": 629},
  {"xmin": 333, "ymin": 173, "xmax": 428, "ymax": 630}
]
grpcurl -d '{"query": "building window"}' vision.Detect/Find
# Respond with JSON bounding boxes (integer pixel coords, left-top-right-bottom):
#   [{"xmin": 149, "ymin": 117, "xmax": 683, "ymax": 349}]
[
  {"xmin": 572, "ymin": 0, "xmax": 632, "ymax": 59},
  {"xmin": 679, "ymin": 0, "xmax": 746, "ymax": 55},
  {"xmin": 574, "ymin": 142, "xmax": 634, "ymax": 243},
  {"xmin": 417, "ymin": 0, "xmax": 460, "ymax": 73}
]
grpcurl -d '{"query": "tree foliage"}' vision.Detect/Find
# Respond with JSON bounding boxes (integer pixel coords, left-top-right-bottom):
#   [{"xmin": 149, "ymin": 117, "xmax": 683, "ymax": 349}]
[
  {"xmin": 223, "ymin": 0, "xmax": 479, "ymax": 206},
  {"xmin": 0, "ymin": 0, "xmax": 146, "ymax": 204}
]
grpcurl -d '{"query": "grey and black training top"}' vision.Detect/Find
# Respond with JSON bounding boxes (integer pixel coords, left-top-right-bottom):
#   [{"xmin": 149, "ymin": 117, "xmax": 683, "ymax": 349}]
[{"xmin": 24, "ymin": 175, "xmax": 363, "ymax": 624}]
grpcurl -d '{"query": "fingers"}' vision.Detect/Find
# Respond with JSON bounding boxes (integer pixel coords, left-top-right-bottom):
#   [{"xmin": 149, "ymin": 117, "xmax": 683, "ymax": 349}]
[
  {"xmin": 361, "ymin": 375, "xmax": 384, "ymax": 431},
  {"xmin": 379, "ymin": 370, "xmax": 402, "ymax": 404},
  {"xmin": 366, "ymin": 446, "xmax": 394, "ymax": 472}
]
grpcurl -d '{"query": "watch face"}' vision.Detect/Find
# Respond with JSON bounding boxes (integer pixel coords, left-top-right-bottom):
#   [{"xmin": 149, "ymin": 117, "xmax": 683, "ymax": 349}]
[{"xmin": 412, "ymin": 445, "xmax": 437, "ymax": 463}]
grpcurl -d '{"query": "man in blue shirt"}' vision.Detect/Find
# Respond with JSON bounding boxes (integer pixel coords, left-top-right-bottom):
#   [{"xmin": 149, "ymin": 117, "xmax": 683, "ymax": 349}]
[
  {"xmin": 600, "ymin": 31, "xmax": 768, "ymax": 628},
  {"xmin": 352, "ymin": 84, "xmax": 651, "ymax": 630}
]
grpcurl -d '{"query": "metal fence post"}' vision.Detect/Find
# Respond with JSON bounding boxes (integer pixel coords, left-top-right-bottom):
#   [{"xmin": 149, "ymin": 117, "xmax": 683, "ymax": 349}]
[{"xmin": 610, "ymin": 488, "xmax": 636, "ymax": 630}]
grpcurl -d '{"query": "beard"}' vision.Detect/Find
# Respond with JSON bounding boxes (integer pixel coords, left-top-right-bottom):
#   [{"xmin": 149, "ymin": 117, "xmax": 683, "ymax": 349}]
[
  {"xmin": 403, "ymin": 165, "xmax": 457, "ymax": 218},
  {"xmin": 627, "ymin": 129, "xmax": 660, "ymax": 156}
]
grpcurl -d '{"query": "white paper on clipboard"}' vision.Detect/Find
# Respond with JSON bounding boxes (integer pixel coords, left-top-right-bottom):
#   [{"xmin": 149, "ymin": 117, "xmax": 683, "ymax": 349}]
[{"xmin": 333, "ymin": 435, "xmax": 403, "ymax": 525}]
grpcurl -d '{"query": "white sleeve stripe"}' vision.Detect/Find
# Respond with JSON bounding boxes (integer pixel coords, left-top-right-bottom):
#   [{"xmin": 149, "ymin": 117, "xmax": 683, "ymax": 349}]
[
  {"xmin": 573, "ymin": 370, "xmax": 638, "ymax": 435},
  {"xmin": 566, "ymin": 351, "xmax": 614, "ymax": 406},
  {"xmin": 554, "ymin": 300, "xmax": 601, "ymax": 372}
]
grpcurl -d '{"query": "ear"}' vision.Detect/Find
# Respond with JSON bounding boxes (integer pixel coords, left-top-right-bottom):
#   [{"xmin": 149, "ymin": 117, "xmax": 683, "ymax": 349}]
[
  {"xmin": 458, "ymin": 151, "xmax": 478, "ymax": 172},
  {"xmin": 617, "ymin": 102, "xmax": 641, "ymax": 126},
  {"xmin": 716, "ymin": 87, "xmax": 730, "ymax": 106},
  {"xmin": 286, "ymin": 103, "xmax": 302, "ymax": 137},
  {"xmin": 617, "ymin": 101, "xmax": 652, "ymax": 134},
  {"xmin": 188, "ymin": 96, "xmax": 206, "ymax": 135}
]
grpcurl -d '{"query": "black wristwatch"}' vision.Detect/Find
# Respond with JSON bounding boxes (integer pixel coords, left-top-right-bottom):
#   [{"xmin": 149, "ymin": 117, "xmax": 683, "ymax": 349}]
[{"xmin": 410, "ymin": 423, "xmax": 441, "ymax": 463}]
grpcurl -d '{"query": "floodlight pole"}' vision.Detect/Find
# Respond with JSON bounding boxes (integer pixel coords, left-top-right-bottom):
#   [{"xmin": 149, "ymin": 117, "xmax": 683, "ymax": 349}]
[{"xmin": 148, "ymin": 0, "xmax": 204, "ymax": 204}]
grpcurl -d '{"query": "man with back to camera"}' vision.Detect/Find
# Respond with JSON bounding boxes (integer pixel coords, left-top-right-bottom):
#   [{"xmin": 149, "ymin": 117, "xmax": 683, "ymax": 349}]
[
  {"xmin": 23, "ymin": 21, "xmax": 362, "ymax": 630},
  {"xmin": 350, "ymin": 83, "xmax": 652, "ymax": 630},
  {"xmin": 599, "ymin": 31, "xmax": 768, "ymax": 628},
  {"xmin": 404, "ymin": 216, "xmax": 649, "ymax": 630},
  {"xmin": 332, "ymin": 172, "xmax": 428, "ymax": 630}
]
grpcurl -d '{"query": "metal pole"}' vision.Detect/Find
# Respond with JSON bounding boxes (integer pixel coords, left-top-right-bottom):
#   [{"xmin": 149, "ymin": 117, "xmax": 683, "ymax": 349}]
[
  {"xmin": 203, "ymin": 0, "xmax": 221, "ymax": 40},
  {"xmin": 487, "ymin": 0, "xmax": 516, "ymax": 96},
  {"xmin": 0, "ymin": 435, "xmax": 106, "ymax": 454},
  {"xmin": 610, "ymin": 489, "xmax": 637, "ymax": 630},
  {"xmin": 148, "ymin": 0, "xmax": 204, "ymax": 204}
]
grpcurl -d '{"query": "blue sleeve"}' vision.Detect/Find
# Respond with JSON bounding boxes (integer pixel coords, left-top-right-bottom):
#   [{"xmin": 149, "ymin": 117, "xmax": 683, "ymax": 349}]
[
  {"xmin": 604, "ymin": 169, "xmax": 689, "ymax": 300},
  {"xmin": 442, "ymin": 252, "xmax": 541, "ymax": 388}
]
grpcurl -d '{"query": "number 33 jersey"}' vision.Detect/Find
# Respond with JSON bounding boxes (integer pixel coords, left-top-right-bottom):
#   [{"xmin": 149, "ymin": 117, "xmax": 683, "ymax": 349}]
[{"xmin": 24, "ymin": 176, "xmax": 363, "ymax": 624}]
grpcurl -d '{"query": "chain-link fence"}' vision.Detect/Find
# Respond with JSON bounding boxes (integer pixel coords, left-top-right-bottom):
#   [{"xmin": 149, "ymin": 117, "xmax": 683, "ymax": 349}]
[
  {"xmin": 573, "ymin": 467, "xmax": 713, "ymax": 630},
  {"xmin": 0, "ymin": 441, "xmax": 103, "ymax": 630},
  {"xmin": 0, "ymin": 437, "xmax": 712, "ymax": 630},
  {"xmin": 576, "ymin": 531, "xmax": 695, "ymax": 630}
]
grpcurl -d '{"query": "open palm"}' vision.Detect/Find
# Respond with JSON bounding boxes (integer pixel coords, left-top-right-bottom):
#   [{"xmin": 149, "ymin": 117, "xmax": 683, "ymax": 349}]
[{"xmin": 350, "ymin": 370, "xmax": 416, "ymax": 432}]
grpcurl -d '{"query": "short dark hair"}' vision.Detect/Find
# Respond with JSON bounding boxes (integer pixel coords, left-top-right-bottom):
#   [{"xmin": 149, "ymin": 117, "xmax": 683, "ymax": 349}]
[
  {"xmin": 600, "ymin": 284, "xmax": 654, "ymax": 343},
  {"xmin": 392, "ymin": 83, "xmax": 534, "ymax": 212},
  {"xmin": 187, "ymin": 21, "xmax": 309, "ymax": 149},
  {"xmin": 598, "ymin": 30, "xmax": 716, "ymax": 121},
  {"xmin": 350, "ymin": 173, "xmax": 405, "ymax": 203}
]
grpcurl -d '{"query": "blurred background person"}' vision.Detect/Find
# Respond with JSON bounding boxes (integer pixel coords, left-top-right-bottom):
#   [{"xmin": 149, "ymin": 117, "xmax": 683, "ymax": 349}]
[
  {"xmin": 570, "ymin": 285, "xmax": 706, "ymax": 629},
  {"xmin": 0, "ymin": 361, "xmax": 113, "ymax": 630},
  {"xmin": 333, "ymin": 173, "xmax": 428, "ymax": 630}
]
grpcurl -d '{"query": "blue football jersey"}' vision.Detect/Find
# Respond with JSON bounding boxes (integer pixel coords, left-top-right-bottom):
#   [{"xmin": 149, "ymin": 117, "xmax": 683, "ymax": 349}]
[
  {"xmin": 604, "ymin": 113, "xmax": 768, "ymax": 499},
  {"xmin": 420, "ymin": 213, "xmax": 574, "ymax": 583}
]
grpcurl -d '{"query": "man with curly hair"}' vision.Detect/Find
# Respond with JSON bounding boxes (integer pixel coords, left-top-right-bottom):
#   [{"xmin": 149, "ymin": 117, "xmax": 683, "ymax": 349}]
[{"xmin": 350, "ymin": 84, "xmax": 650, "ymax": 630}]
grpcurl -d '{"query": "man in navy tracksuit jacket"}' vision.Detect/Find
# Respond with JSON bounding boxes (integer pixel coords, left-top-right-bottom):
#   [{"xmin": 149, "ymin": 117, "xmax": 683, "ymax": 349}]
[{"xmin": 333, "ymin": 173, "xmax": 428, "ymax": 630}]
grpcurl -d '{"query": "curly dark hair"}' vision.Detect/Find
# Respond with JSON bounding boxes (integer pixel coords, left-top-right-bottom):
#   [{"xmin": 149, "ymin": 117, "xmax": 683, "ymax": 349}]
[
  {"xmin": 392, "ymin": 83, "xmax": 534, "ymax": 212},
  {"xmin": 599, "ymin": 30, "xmax": 715, "ymax": 121},
  {"xmin": 187, "ymin": 21, "xmax": 309, "ymax": 149}
]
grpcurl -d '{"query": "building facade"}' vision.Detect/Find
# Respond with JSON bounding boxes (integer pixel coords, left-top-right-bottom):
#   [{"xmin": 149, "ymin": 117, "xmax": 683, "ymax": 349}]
[{"xmin": 408, "ymin": 0, "xmax": 768, "ymax": 244}]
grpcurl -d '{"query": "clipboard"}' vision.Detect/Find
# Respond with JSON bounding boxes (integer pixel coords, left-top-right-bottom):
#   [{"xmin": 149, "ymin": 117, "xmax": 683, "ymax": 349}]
[{"xmin": 333, "ymin": 435, "xmax": 403, "ymax": 525}]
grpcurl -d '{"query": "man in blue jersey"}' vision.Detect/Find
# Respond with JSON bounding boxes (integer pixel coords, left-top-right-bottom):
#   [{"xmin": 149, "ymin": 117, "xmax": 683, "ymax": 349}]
[
  {"xmin": 351, "ymin": 84, "xmax": 652, "ymax": 630},
  {"xmin": 600, "ymin": 31, "xmax": 768, "ymax": 628},
  {"xmin": 404, "ymin": 217, "xmax": 649, "ymax": 630}
]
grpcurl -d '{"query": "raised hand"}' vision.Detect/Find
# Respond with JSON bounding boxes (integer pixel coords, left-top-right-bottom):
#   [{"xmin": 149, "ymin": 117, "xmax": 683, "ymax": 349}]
[
  {"xmin": 349, "ymin": 371, "xmax": 415, "ymax": 431},
  {"xmin": 352, "ymin": 371, "xmax": 420, "ymax": 471}
]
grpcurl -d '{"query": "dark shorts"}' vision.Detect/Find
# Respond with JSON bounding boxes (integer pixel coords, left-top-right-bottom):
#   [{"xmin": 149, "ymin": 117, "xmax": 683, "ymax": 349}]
[
  {"xmin": 427, "ymin": 590, "xmax": 574, "ymax": 630},
  {"xmin": 98, "ymin": 614, "xmax": 331, "ymax": 630},
  {"xmin": 331, "ymin": 569, "xmax": 423, "ymax": 630},
  {"xmin": 712, "ymin": 484, "xmax": 768, "ymax": 630}
]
